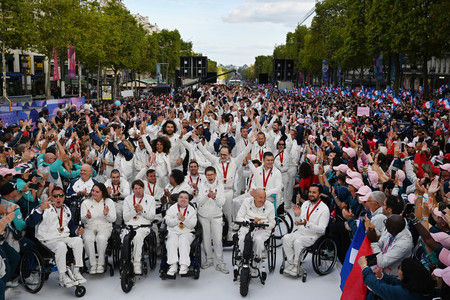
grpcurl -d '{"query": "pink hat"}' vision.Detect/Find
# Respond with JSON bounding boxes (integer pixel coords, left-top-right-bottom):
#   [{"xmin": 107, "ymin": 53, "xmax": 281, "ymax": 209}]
[
  {"xmin": 333, "ymin": 164, "xmax": 349, "ymax": 173},
  {"xmin": 346, "ymin": 177, "xmax": 364, "ymax": 190},
  {"xmin": 367, "ymin": 171, "xmax": 379, "ymax": 188},
  {"xmin": 407, "ymin": 194, "xmax": 416, "ymax": 204},
  {"xmin": 396, "ymin": 170, "xmax": 406, "ymax": 187},
  {"xmin": 346, "ymin": 169, "xmax": 363, "ymax": 180},
  {"xmin": 356, "ymin": 186, "xmax": 372, "ymax": 202},
  {"xmin": 439, "ymin": 247, "xmax": 450, "ymax": 267},
  {"xmin": 343, "ymin": 147, "xmax": 356, "ymax": 158},
  {"xmin": 298, "ymin": 119, "xmax": 305, "ymax": 124},
  {"xmin": 407, "ymin": 142, "xmax": 415, "ymax": 149},
  {"xmin": 306, "ymin": 154, "xmax": 317, "ymax": 163},
  {"xmin": 434, "ymin": 207, "xmax": 445, "ymax": 219},
  {"xmin": 0, "ymin": 168, "xmax": 19, "ymax": 177},
  {"xmin": 440, "ymin": 164, "xmax": 450, "ymax": 173},
  {"xmin": 102, "ymin": 118, "xmax": 109, "ymax": 124},
  {"xmin": 433, "ymin": 267, "xmax": 450, "ymax": 286},
  {"xmin": 431, "ymin": 232, "xmax": 450, "ymax": 249}
]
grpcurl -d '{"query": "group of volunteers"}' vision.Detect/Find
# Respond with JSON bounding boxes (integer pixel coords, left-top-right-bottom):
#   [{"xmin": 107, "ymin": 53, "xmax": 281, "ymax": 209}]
[{"xmin": 0, "ymin": 82, "xmax": 450, "ymax": 300}]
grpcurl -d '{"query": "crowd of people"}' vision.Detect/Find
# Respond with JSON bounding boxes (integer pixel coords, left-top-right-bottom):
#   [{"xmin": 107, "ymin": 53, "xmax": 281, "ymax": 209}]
[{"xmin": 0, "ymin": 83, "xmax": 449, "ymax": 299}]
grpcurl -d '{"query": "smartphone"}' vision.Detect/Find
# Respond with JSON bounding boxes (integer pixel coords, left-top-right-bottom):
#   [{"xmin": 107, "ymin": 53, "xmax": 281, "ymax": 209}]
[
  {"xmin": 366, "ymin": 254, "xmax": 378, "ymax": 267},
  {"xmin": 400, "ymin": 143, "xmax": 405, "ymax": 152},
  {"xmin": 29, "ymin": 183, "xmax": 39, "ymax": 190},
  {"xmin": 35, "ymin": 176, "xmax": 44, "ymax": 183},
  {"xmin": 402, "ymin": 203, "xmax": 415, "ymax": 217},
  {"xmin": 391, "ymin": 170, "xmax": 396, "ymax": 179}
]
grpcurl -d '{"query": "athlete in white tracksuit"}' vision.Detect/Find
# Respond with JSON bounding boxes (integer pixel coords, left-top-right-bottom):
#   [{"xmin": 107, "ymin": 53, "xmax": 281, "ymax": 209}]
[
  {"xmin": 196, "ymin": 167, "xmax": 228, "ymax": 273},
  {"xmin": 122, "ymin": 180, "xmax": 156, "ymax": 275},
  {"xmin": 164, "ymin": 192, "xmax": 197, "ymax": 276},
  {"xmin": 80, "ymin": 184, "xmax": 116, "ymax": 274}
]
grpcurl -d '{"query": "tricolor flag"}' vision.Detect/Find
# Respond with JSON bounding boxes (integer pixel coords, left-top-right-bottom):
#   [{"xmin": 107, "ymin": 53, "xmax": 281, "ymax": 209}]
[
  {"xmin": 392, "ymin": 97, "xmax": 401, "ymax": 105},
  {"xmin": 414, "ymin": 109, "xmax": 421, "ymax": 115},
  {"xmin": 423, "ymin": 101, "xmax": 433, "ymax": 109},
  {"xmin": 375, "ymin": 98, "xmax": 383, "ymax": 105},
  {"xmin": 340, "ymin": 222, "xmax": 373, "ymax": 299}
]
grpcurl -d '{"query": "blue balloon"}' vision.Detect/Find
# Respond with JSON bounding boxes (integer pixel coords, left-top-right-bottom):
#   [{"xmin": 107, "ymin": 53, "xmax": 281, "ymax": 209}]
[{"xmin": 115, "ymin": 100, "xmax": 121, "ymax": 106}]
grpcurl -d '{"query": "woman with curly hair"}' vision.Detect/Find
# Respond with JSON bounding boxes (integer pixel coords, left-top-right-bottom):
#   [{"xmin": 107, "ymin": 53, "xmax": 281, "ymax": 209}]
[{"xmin": 143, "ymin": 136, "xmax": 171, "ymax": 190}]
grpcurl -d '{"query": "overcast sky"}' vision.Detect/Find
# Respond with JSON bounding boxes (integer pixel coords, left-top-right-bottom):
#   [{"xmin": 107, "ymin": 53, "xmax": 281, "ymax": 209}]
[{"xmin": 122, "ymin": 0, "xmax": 315, "ymax": 67}]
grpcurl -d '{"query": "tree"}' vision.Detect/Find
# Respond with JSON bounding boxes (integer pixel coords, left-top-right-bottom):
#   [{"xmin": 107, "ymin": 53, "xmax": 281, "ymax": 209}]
[{"xmin": 254, "ymin": 55, "xmax": 273, "ymax": 79}]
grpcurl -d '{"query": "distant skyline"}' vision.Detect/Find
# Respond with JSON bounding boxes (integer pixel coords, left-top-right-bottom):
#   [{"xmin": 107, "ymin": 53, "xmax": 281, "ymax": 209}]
[{"xmin": 123, "ymin": 0, "xmax": 315, "ymax": 66}]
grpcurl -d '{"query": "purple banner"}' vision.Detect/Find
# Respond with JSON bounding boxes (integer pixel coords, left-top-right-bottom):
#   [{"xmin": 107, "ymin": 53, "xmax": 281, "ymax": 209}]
[
  {"xmin": 47, "ymin": 97, "xmax": 85, "ymax": 117},
  {"xmin": 322, "ymin": 60, "xmax": 329, "ymax": 83},
  {"xmin": 53, "ymin": 47, "xmax": 60, "ymax": 81},
  {"xmin": 68, "ymin": 45, "xmax": 76, "ymax": 80}
]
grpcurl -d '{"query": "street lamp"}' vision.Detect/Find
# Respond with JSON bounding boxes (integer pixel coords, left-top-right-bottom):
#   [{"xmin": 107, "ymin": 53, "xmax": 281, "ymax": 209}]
[
  {"xmin": 430, "ymin": 65, "xmax": 436, "ymax": 91},
  {"xmin": 85, "ymin": 67, "xmax": 90, "ymax": 100},
  {"xmin": 21, "ymin": 56, "xmax": 29, "ymax": 95}
]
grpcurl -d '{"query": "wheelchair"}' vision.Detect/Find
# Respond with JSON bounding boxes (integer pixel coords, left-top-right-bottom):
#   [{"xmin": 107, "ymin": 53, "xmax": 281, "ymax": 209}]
[
  {"xmin": 81, "ymin": 229, "xmax": 118, "ymax": 277},
  {"xmin": 231, "ymin": 220, "xmax": 276, "ymax": 297},
  {"xmin": 119, "ymin": 222, "xmax": 158, "ymax": 293},
  {"xmin": 158, "ymin": 218, "xmax": 203, "ymax": 280},
  {"xmin": 273, "ymin": 202, "xmax": 294, "ymax": 248},
  {"xmin": 279, "ymin": 226, "xmax": 337, "ymax": 282},
  {"xmin": 19, "ymin": 238, "xmax": 87, "ymax": 297}
]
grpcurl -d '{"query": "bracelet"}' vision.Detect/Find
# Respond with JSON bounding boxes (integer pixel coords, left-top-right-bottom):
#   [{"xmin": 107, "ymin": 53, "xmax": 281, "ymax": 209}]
[
  {"xmin": 410, "ymin": 217, "xmax": 417, "ymax": 223},
  {"xmin": 422, "ymin": 217, "xmax": 429, "ymax": 221},
  {"xmin": 417, "ymin": 195, "xmax": 424, "ymax": 198},
  {"xmin": 319, "ymin": 175, "xmax": 323, "ymax": 177}
]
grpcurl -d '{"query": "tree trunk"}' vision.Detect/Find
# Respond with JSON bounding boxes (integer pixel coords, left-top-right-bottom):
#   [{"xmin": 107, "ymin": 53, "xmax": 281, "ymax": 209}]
[
  {"xmin": 97, "ymin": 65, "xmax": 100, "ymax": 103},
  {"xmin": 86, "ymin": 69, "xmax": 90, "ymax": 101},
  {"xmin": 393, "ymin": 53, "xmax": 401, "ymax": 95},
  {"xmin": 78, "ymin": 64, "xmax": 82, "ymax": 97},
  {"xmin": 423, "ymin": 52, "xmax": 429, "ymax": 100},
  {"xmin": 2, "ymin": 42, "xmax": 7, "ymax": 98},
  {"xmin": 386, "ymin": 53, "xmax": 392, "ymax": 88},
  {"xmin": 112, "ymin": 69, "xmax": 117, "ymax": 102},
  {"xmin": 360, "ymin": 65, "xmax": 364, "ymax": 87}
]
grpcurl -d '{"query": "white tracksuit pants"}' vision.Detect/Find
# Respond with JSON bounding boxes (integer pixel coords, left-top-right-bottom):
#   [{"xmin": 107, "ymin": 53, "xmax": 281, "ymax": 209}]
[
  {"xmin": 286, "ymin": 167, "xmax": 297, "ymax": 205},
  {"xmin": 238, "ymin": 228, "xmax": 270, "ymax": 260},
  {"xmin": 281, "ymin": 171, "xmax": 289, "ymax": 205},
  {"xmin": 115, "ymin": 200, "xmax": 124, "ymax": 225},
  {"xmin": 223, "ymin": 189, "xmax": 234, "ymax": 237},
  {"xmin": 120, "ymin": 227, "xmax": 151, "ymax": 265},
  {"xmin": 282, "ymin": 231, "xmax": 317, "ymax": 265},
  {"xmin": 44, "ymin": 236, "xmax": 84, "ymax": 276},
  {"xmin": 199, "ymin": 215, "xmax": 224, "ymax": 264},
  {"xmin": 166, "ymin": 231, "xmax": 194, "ymax": 266},
  {"xmin": 83, "ymin": 227, "xmax": 112, "ymax": 267}
]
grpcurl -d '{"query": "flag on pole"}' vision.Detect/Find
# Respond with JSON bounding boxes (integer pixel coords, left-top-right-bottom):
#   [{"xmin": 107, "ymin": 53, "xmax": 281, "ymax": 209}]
[
  {"xmin": 68, "ymin": 45, "xmax": 76, "ymax": 80},
  {"xmin": 423, "ymin": 101, "xmax": 433, "ymax": 109},
  {"xmin": 52, "ymin": 47, "xmax": 60, "ymax": 81}
]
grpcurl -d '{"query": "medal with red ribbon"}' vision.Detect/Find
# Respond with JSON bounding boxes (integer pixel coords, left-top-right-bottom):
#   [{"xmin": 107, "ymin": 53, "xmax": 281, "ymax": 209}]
[
  {"xmin": 147, "ymin": 183, "xmax": 155, "ymax": 197},
  {"xmin": 178, "ymin": 205, "xmax": 188, "ymax": 229},
  {"xmin": 262, "ymin": 168, "xmax": 273, "ymax": 189},
  {"xmin": 306, "ymin": 200, "xmax": 322, "ymax": 221},
  {"xmin": 222, "ymin": 162, "xmax": 229, "ymax": 184}
]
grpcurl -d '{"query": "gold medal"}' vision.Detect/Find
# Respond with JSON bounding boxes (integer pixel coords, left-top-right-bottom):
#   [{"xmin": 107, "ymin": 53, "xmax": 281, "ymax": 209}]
[
  {"xmin": 133, "ymin": 216, "xmax": 139, "ymax": 221},
  {"xmin": 179, "ymin": 223, "xmax": 185, "ymax": 230},
  {"xmin": 58, "ymin": 227, "xmax": 64, "ymax": 233},
  {"xmin": 281, "ymin": 164, "xmax": 283, "ymax": 167},
  {"xmin": 223, "ymin": 179, "xmax": 227, "ymax": 184}
]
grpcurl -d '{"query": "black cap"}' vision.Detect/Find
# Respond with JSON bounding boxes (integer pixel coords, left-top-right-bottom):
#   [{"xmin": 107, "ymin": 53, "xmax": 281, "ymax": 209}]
[{"xmin": 0, "ymin": 182, "xmax": 16, "ymax": 196}]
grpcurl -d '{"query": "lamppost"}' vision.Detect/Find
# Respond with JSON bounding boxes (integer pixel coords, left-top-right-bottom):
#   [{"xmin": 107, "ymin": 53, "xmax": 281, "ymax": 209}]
[
  {"xmin": 85, "ymin": 67, "xmax": 90, "ymax": 100},
  {"xmin": 137, "ymin": 70, "xmax": 141, "ymax": 98},
  {"xmin": 430, "ymin": 65, "xmax": 436, "ymax": 91},
  {"xmin": 21, "ymin": 56, "xmax": 29, "ymax": 95}
]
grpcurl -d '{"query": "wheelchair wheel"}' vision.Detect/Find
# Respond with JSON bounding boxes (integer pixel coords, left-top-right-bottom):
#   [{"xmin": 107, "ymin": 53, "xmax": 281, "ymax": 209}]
[
  {"xmin": 239, "ymin": 267, "xmax": 250, "ymax": 297},
  {"xmin": 148, "ymin": 231, "xmax": 157, "ymax": 270},
  {"xmin": 267, "ymin": 235, "xmax": 276, "ymax": 273},
  {"xmin": 121, "ymin": 264, "xmax": 134, "ymax": 293},
  {"xmin": 231, "ymin": 234, "xmax": 239, "ymax": 267},
  {"xmin": 282, "ymin": 212, "xmax": 294, "ymax": 233},
  {"xmin": 19, "ymin": 248, "xmax": 45, "ymax": 294},
  {"xmin": 75, "ymin": 285, "xmax": 86, "ymax": 297},
  {"xmin": 273, "ymin": 216, "xmax": 290, "ymax": 248},
  {"xmin": 312, "ymin": 238, "xmax": 337, "ymax": 276}
]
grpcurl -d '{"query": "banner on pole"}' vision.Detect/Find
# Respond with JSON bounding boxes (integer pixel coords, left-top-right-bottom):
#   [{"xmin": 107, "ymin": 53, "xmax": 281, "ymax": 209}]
[
  {"xmin": 52, "ymin": 47, "xmax": 60, "ymax": 81},
  {"xmin": 322, "ymin": 60, "xmax": 329, "ymax": 83},
  {"xmin": 68, "ymin": 45, "xmax": 76, "ymax": 80}
]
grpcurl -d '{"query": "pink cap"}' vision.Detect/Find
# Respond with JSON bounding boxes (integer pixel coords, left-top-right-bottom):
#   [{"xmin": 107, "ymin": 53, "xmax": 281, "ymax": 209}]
[
  {"xmin": 0, "ymin": 168, "xmax": 19, "ymax": 177},
  {"xmin": 298, "ymin": 119, "xmax": 305, "ymax": 124},
  {"xmin": 434, "ymin": 207, "xmax": 445, "ymax": 219},
  {"xmin": 439, "ymin": 247, "xmax": 450, "ymax": 267},
  {"xmin": 431, "ymin": 232, "xmax": 450, "ymax": 249},
  {"xmin": 396, "ymin": 170, "xmax": 405, "ymax": 187},
  {"xmin": 343, "ymin": 147, "xmax": 356, "ymax": 158},
  {"xmin": 440, "ymin": 163, "xmax": 450, "ymax": 173},
  {"xmin": 102, "ymin": 118, "xmax": 109, "ymax": 124},
  {"xmin": 306, "ymin": 154, "xmax": 317, "ymax": 163},
  {"xmin": 367, "ymin": 171, "xmax": 379, "ymax": 188},
  {"xmin": 346, "ymin": 169, "xmax": 363, "ymax": 180},
  {"xmin": 407, "ymin": 142, "xmax": 415, "ymax": 149},
  {"xmin": 356, "ymin": 186, "xmax": 372, "ymax": 202},
  {"xmin": 333, "ymin": 164, "xmax": 349, "ymax": 173},
  {"xmin": 346, "ymin": 177, "xmax": 364, "ymax": 190},
  {"xmin": 433, "ymin": 266, "xmax": 450, "ymax": 285}
]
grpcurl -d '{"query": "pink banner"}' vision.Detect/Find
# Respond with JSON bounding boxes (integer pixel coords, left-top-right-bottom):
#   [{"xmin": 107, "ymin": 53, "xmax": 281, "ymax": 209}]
[
  {"xmin": 357, "ymin": 106, "xmax": 370, "ymax": 116},
  {"xmin": 68, "ymin": 45, "xmax": 76, "ymax": 80},
  {"xmin": 52, "ymin": 47, "xmax": 60, "ymax": 81}
]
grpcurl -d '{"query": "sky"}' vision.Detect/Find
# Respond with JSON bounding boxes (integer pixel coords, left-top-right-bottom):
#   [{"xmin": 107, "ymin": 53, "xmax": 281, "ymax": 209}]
[{"xmin": 122, "ymin": 0, "xmax": 315, "ymax": 67}]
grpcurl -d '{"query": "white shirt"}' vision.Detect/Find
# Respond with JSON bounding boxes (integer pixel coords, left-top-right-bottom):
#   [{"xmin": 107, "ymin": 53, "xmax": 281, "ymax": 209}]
[
  {"xmin": 197, "ymin": 179, "xmax": 225, "ymax": 218},
  {"xmin": 236, "ymin": 198, "xmax": 276, "ymax": 234},
  {"xmin": 296, "ymin": 200, "xmax": 330, "ymax": 237},
  {"xmin": 104, "ymin": 178, "xmax": 131, "ymax": 201},
  {"xmin": 249, "ymin": 165, "xmax": 283, "ymax": 203},
  {"xmin": 123, "ymin": 193, "xmax": 156, "ymax": 226},
  {"xmin": 80, "ymin": 197, "xmax": 116, "ymax": 229}
]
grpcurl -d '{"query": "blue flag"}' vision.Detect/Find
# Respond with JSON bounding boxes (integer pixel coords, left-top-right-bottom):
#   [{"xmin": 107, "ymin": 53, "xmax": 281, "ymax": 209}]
[{"xmin": 340, "ymin": 221, "xmax": 366, "ymax": 291}]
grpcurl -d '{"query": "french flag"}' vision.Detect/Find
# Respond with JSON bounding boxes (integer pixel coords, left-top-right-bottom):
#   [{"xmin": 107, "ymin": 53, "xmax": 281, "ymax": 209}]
[
  {"xmin": 340, "ymin": 222, "xmax": 373, "ymax": 299},
  {"xmin": 423, "ymin": 101, "xmax": 433, "ymax": 109},
  {"xmin": 375, "ymin": 98, "xmax": 383, "ymax": 105},
  {"xmin": 414, "ymin": 109, "xmax": 421, "ymax": 115},
  {"xmin": 443, "ymin": 99, "xmax": 450, "ymax": 110},
  {"xmin": 392, "ymin": 97, "xmax": 401, "ymax": 105}
]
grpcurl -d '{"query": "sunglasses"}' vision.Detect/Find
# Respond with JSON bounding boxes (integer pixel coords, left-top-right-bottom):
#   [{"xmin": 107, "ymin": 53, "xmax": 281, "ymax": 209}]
[{"xmin": 52, "ymin": 194, "xmax": 65, "ymax": 198}]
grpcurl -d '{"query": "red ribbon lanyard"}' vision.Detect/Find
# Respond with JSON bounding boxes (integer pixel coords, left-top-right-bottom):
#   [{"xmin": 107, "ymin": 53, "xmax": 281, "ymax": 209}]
[
  {"xmin": 279, "ymin": 151, "xmax": 284, "ymax": 163},
  {"xmin": 57, "ymin": 206, "xmax": 63, "ymax": 228},
  {"xmin": 244, "ymin": 139, "xmax": 248, "ymax": 146},
  {"xmin": 189, "ymin": 176, "xmax": 199, "ymax": 186},
  {"xmin": 222, "ymin": 162, "xmax": 230, "ymax": 181},
  {"xmin": 133, "ymin": 194, "xmax": 144, "ymax": 206},
  {"xmin": 262, "ymin": 168, "xmax": 273, "ymax": 188},
  {"xmin": 259, "ymin": 149, "xmax": 264, "ymax": 161},
  {"xmin": 177, "ymin": 205, "xmax": 188, "ymax": 217},
  {"xmin": 306, "ymin": 200, "xmax": 322, "ymax": 221},
  {"xmin": 248, "ymin": 175, "xmax": 253, "ymax": 191},
  {"xmin": 112, "ymin": 184, "xmax": 119, "ymax": 194},
  {"xmin": 148, "ymin": 183, "xmax": 155, "ymax": 196}
]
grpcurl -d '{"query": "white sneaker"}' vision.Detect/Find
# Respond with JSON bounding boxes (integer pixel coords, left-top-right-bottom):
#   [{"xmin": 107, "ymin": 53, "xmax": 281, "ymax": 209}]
[
  {"xmin": 134, "ymin": 263, "xmax": 142, "ymax": 275},
  {"xmin": 227, "ymin": 231, "xmax": 234, "ymax": 242},
  {"xmin": 59, "ymin": 274, "xmax": 77, "ymax": 288},
  {"xmin": 261, "ymin": 249, "xmax": 268, "ymax": 259},
  {"xmin": 179, "ymin": 264, "xmax": 189, "ymax": 275},
  {"xmin": 89, "ymin": 265, "xmax": 97, "ymax": 275},
  {"xmin": 216, "ymin": 263, "xmax": 229, "ymax": 274},
  {"xmin": 232, "ymin": 224, "xmax": 240, "ymax": 231},
  {"xmin": 6, "ymin": 279, "xmax": 19, "ymax": 288},
  {"xmin": 96, "ymin": 265, "xmax": 105, "ymax": 274},
  {"xmin": 25, "ymin": 273, "xmax": 40, "ymax": 285},
  {"xmin": 201, "ymin": 260, "xmax": 214, "ymax": 269},
  {"xmin": 73, "ymin": 270, "xmax": 87, "ymax": 284},
  {"xmin": 285, "ymin": 265, "xmax": 298, "ymax": 277},
  {"xmin": 167, "ymin": 264, "xmax": 177, "ymax": 276}
]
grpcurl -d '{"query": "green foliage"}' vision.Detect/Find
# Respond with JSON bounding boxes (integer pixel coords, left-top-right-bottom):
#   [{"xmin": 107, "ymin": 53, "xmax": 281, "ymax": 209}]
[{"xmin": 254, "ymin": 55, "xmax": 273, "ymax": 77}]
